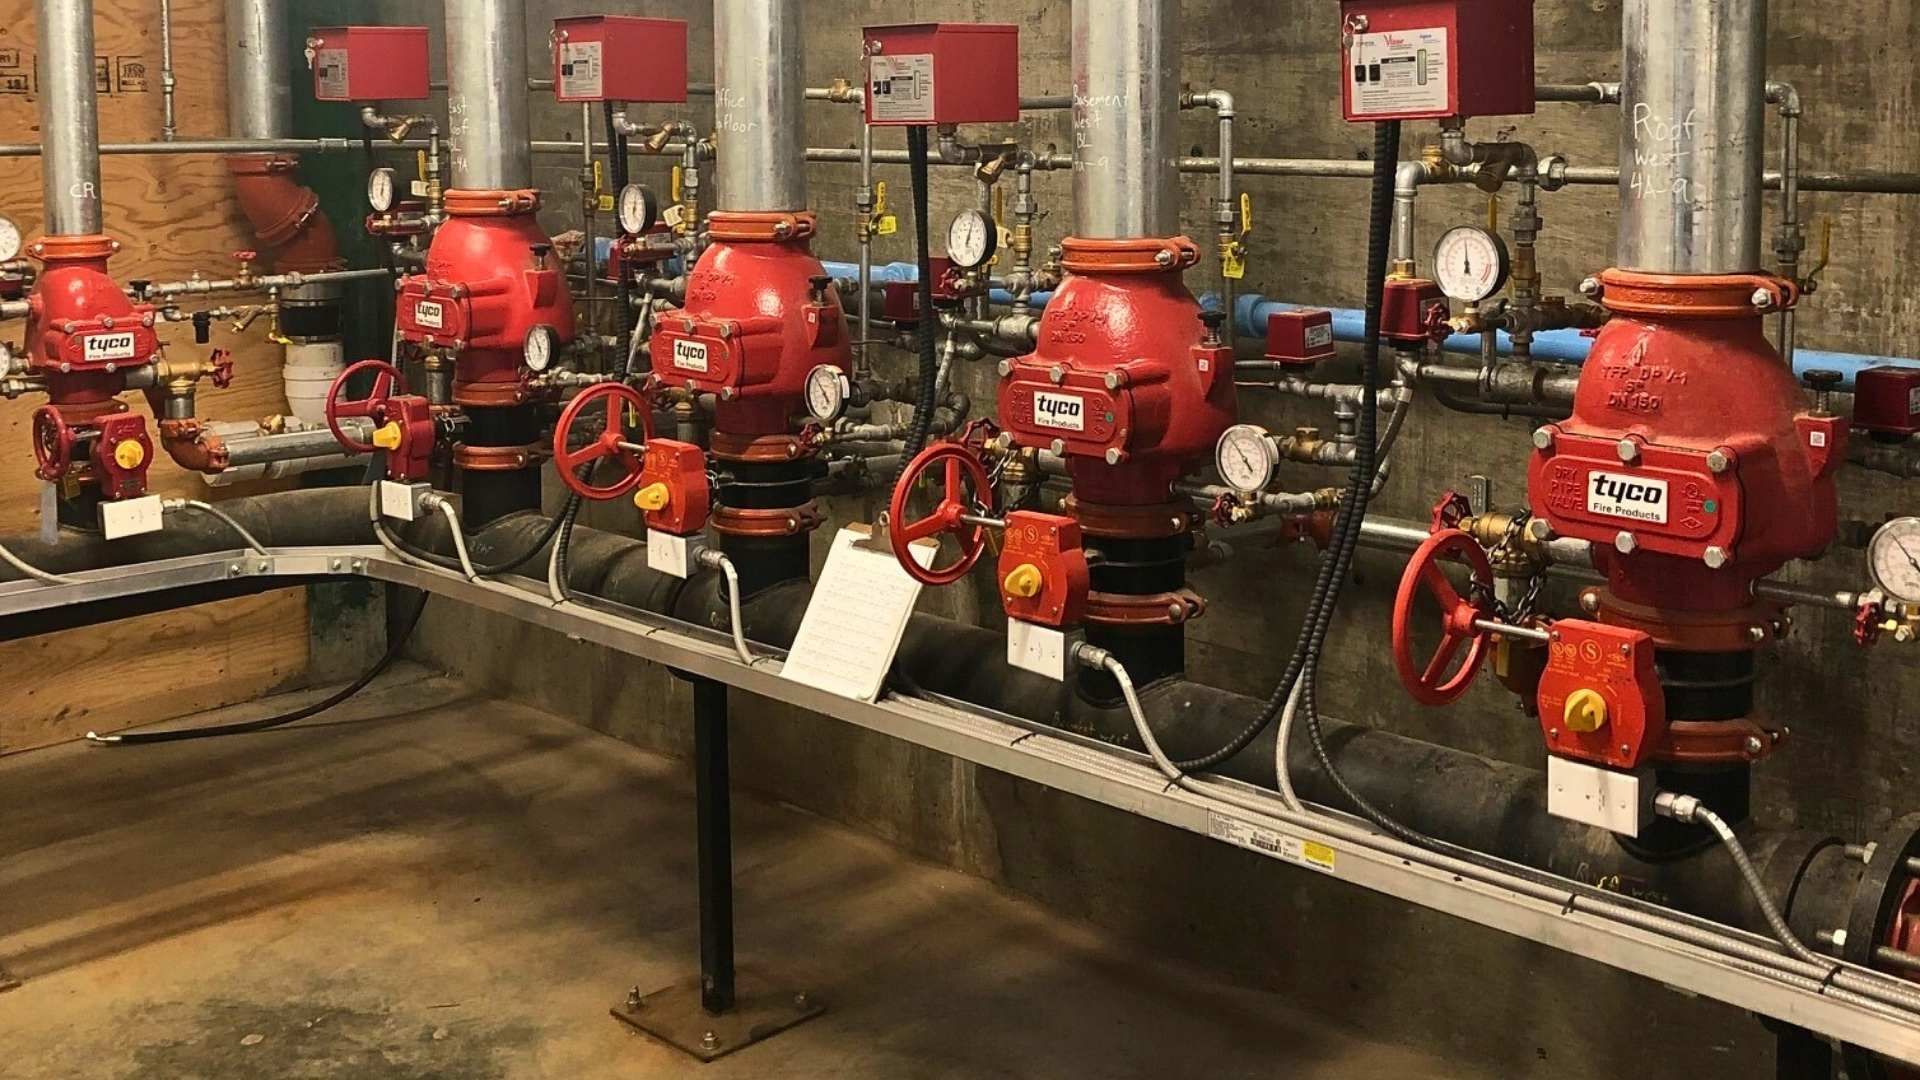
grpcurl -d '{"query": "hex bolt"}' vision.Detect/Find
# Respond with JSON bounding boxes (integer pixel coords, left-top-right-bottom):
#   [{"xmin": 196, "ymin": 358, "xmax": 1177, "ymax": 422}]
[
  {"xmin": 1154, "ymin": 249, "xmax": 1174, "ymax": 267},
  {"xmin": 1750, "ymin": 287, "xmax": 1775, "ymax": 311},
  {"xmin": 1578, "ymin": 276, "xmax": 1602, "ymax": 297},
  {"xmin": 1166, "ymin": 602, "xmax": 1185, "ymax": 622},
  {"xmin": 1531, "ymin": 428, "xmax": 1554, "ymax": 451},
  {"xmin": 256, "ymin": 560, "xmax": 272, "ymax": 574},
  {"xmin": 625, "ymin": 986, "xmax": 643, "ymax": 1011},
  {"xmin": 1527, "ymin": 518, "xmax": 1554, "ymax": 543},
  {"xmin": 1580, "ymin": 590, "xmax": 1601, "ymax": 614},
  {"xmin": 1743, "ymin": 735, "xmax": 1765, "ymax": 755},
  {"xmin": 997, "ymin": 359, "xmax": 1012, "ymax": 377},
  {"xmin": 1703, "ymin": 546, "xmax": 1731, "ymax": 569},
  {"xmin": 1048, "ymin": 365, "xmax": 1065, "ymax": 385},
  {"xmin": 1104, "ymin": 371, "xmax": 1124, "ymax": 391},
  {"xmin": 1615, "ymin": 438, "xmax": 1639, "ymax": 463},
  {"xmin": 700, "ymin": 1031, "xmax": 719, "ymax": 1052},
  {"xmin": 330, "ymin": 559, "xmax": 343, "ymax": 572},
  {"xmin": 1747, "ymin": 625, "xmax": 1768, "ymax": 643},
  {"xmin": 1049, "ymin": 438, "xmax": 1066, "ymax": 456},
  {"xmin": 1706, "ymin": 449, "xmax": 1732, "ymax": 474},
  {"xmin": 1614, "ymin": 531, "xmax": 1638, "ymax": 554},
  {"xmin": 1104, "ymin": 448, "xmax": 1124, "ymax": 465}
]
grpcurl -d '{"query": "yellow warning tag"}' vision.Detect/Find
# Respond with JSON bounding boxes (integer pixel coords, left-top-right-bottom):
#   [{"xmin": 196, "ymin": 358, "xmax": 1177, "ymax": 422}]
[
  {"xmin": 1222, "ymin": 242, "xmax": 1247, "ymax": 280},
  {"xmin": 874, "ymin": 215, "xmax": 898, "ymax": 237},
  {"xmin": 597, "ymin": 194, "xmax": 616, "ymax": 213}
]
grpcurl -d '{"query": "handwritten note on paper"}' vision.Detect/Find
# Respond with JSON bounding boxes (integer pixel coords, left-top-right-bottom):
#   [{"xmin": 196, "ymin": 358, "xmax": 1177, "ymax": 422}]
[{"xmin": 779, "ymin": 524, "xmax": 937, "ymax": 702}]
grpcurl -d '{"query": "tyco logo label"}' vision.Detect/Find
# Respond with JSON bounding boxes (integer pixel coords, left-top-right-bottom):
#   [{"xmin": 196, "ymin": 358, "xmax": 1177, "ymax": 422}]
[
  {"xmin": 82, "ymin": 332, "xmax": 137, "ymax": 362},
  {"xmin": 1032, "ymin": 390, "xmax": 1085, "ymax": 432},
  {"xmin": 1586, "ymin": 471, "xmax": 1668, "ymax": 525},
  {"xmin": 672, "ymin": 338, "xmax": 710, "ymax": 373},
  {"xmin": 412, "ymin": 300, "xmax": 444, "ymax": 330}
]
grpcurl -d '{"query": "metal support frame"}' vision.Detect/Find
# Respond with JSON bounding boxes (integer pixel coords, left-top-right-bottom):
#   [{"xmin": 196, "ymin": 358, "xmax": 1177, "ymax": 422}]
[{"xmin": 1, "ymin": 546, "xmax": 1918, "ymax": 1066}]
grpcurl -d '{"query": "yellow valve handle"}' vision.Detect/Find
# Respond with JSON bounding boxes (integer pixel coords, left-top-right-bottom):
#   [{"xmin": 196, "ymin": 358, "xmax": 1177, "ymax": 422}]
[
  {"xmin": 112, "ymin": 440, "xmax": 147, "ymax": 470},
  {"xmin": 1239, "ymin": 192, "xmax": 1254, "ymax": 238},
  {"xmin": 593, "ymin": 160, "xmax": 605, "ymax": 195},
  {"xmin": 415, "ymin": 150, "xmax": 428, "ymax": 182},
  {"xmin": 671, "ymin": 165, "xmax": 684, "ymax": 204},
  {"xmin": 371, "ymin": 422, "xmax": 404, "ymax": 451},
  {"xmin": 1002, "ymin": 562, "xmax": 1044, "ymax": 599},
  {"xmin": 871, "ymin": 180, "xmax": 897, "ymax": 237},
  {"xmin": 1803, "ymin": 218, "xmax": 1833, "ymax": 292},
  {"xmin": 1562, "ymin": 688, "xmax": 1610, "ymax": 734},
  {"xmin": 634, "ymin": 482, "xmax": 671, "ymax": 512},
  {"xmin": 873, "ymin": 180, "xmax": 889, "ymax": 218}
]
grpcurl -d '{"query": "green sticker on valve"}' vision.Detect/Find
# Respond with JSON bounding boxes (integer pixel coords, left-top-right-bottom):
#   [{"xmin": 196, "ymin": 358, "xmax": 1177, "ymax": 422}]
[{"xmin": 1703, "ymin": 499, "xmax": 1719, "ymax": 513}]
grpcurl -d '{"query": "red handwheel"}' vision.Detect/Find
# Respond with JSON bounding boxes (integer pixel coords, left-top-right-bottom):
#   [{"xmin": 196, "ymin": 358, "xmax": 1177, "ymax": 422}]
[
  {"xmin": 1392, "ymin": 528, "xmax": 1497, "ymax": 706},
  {"xmin": 888, "ymin": 441, "xmax": 994, "ymax": 586},
  {"xmin": 30, "ymin": 406, "xmax": 76, "ymax": 482},
  {"xmin": 552, "ymin": 382, "xmax": 655, "ymax": 500},
  {"xmin": 325, "ymin": 359, "xmax": 406, "ymax": 453}
]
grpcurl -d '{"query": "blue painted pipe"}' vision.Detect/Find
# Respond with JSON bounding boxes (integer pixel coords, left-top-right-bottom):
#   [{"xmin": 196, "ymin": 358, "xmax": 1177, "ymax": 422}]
[
  {"xmin": 821, "ymin": 260, "xmax": 1055, "ymax": 309},
  {"xmin": 1231, "ymin": 293, "xmax": 1919, "ymax": 390}
]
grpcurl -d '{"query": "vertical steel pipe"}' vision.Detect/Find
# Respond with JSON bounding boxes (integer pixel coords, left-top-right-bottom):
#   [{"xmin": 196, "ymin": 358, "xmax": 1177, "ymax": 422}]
[
  {"xmin": 225, "ymin": 0, "xmax": 290, "ymax": 141},
  {"xmin": 444, "ymin": 0, "xmax": 532, "ymax": 191},
  {"xmin": 1617, "ymin": 0, "xmax": 1768, "ymax": 274},
  {"xmin": 37, "ymin": 0, "xmax": 104, "ymax": 236},
  {"xmin": 713, "ymin": 0, "xmax": 805, "ymax": 212},
  {"xmin": 1071, "ymin": 0, "xmax": 1179, "ymax": 239}
]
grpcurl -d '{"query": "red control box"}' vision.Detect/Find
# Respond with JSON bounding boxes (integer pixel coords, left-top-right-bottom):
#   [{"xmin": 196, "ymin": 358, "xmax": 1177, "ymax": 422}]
[
  {"xmin": 863, "ymin": 23, "xmax": 1019, "ymax": 126},
  {"xmin": 1266, "ymin": 309, "xmax": 1337, "ymax": 366},
  {"xmin": 1338, "ymin": 0, "xmax": 1535, "ymax": 122},
  {"xmin": 308, "ymin": 26, "xmax": 431, "ymax": 102},
  {"xmin": 1852, "ymin": 365, "xmax": 1920, "ymax": 438},
  {"xmin": 553, "ymin": 16, "xmax": 688, "ymax": 103}
]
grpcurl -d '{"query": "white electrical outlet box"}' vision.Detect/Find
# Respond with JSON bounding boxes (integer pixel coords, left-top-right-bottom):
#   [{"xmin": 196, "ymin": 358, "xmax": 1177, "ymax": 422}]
[
  {"xmin": 647, "ymin": 529, "xmax": 693, "ymax": 579},
  {"xmin": 1547, "ymin": 755, "xmax": 1653, "ymax": 837},
  {"xmin": 99, "ymin": 494, "xmax": 164, "ymax": 540},
  {"xmin": 1007, "ymin": 619, "xmax": 1080, "ymax": 681},
  {"xmin": 379, "ymin": 480, "xmax": 432, "ymax": 522}
]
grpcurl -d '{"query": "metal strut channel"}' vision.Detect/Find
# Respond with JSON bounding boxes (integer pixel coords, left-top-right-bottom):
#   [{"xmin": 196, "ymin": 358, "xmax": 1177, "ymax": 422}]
[{"xmin": 3, "ymin": 546, "xmax": 1919, "ymax": 1065}]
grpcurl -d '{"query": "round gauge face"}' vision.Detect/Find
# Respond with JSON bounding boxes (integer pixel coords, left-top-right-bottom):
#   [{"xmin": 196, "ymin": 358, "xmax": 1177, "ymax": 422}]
[
  {"xmin": 617, "ymin": 183, "xmax": 659, "ymax": 236},
  {"xmin": 804, "ymin": 364, "xmax": 849, "ymax": 422},
  {"xmin": 1433, "ymin": 226, "xmax": 1510, "ymax": 304},
  {"xmin": 1215, "ymin": 424, "xmax": 1277, "ymax": 492},
  {"xmin": 367, "ymin": 168, "xmax": 397, "ymax": 214},
  {"xmin": 523, "ymin": 325, "xmax": 557, "ymax": 373},
  {"xmin": 946, "ymin": 209, "xmax": 997, "ymax": 270},
  {"xmin": 0, "ymin": 217, "xmax": 20, "ymax": 263},
  {"xmin": 1869, "ymin": 517, "xmax": 1920, "ymax": 603}
]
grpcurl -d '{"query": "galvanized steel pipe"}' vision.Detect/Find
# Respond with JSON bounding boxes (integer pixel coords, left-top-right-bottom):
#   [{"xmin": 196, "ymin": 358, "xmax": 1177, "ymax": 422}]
[
  {"xmin": 226, "ymin": 0, "xmax": 290, "ymax": 141},
  {"xmin": 444, "ymin": 0, "xmax": 533, "ymax": 191},
  {"xmin": 713, "ymin": 0, "xmax": 806, "ymax": 212},
  {"xmin": 1072, "ymin": 0, "xmax": 1179, "ymax": 238},
  {"xmin": 37, "ymin": 0, "xmax": 104, "ymax": 235},
  {"xmin": 1618, "ymin": 0, "xmax": 1768, "ymax": 274}
]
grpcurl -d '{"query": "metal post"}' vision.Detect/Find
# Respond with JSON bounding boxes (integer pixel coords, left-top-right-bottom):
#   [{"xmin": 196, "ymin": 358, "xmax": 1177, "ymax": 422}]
[
  {"xmin": 713, "ymin": 0, "xmax": 805, "ymax": 212},
  {"xmin": 1071, "ymin": 0, "xmax": 1179, "ymax": 239},
  {"xmin": 37, "ymin": 0, "xmax": 104, "ymax": 236},
  {"xmin": 693, "ymin": 676, "xmax": 735, "ymax": 1015},
  {"xmin": 444, "ymin": 0, "xmax": 533, "ymax": 191}
]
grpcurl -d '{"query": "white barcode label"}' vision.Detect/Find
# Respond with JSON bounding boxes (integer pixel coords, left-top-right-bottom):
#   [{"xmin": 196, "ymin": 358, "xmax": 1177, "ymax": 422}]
[
  {"xmin": 1208, "ymin": 813, "xmax": 1338, "ymax": 874},
  {"xmin": 869, "ymin": 53, "xmax": 936, "ymax": 123},
  {"xmin": 1306, "ymin": 323, "xmax": 1334, "ymax": 348}
]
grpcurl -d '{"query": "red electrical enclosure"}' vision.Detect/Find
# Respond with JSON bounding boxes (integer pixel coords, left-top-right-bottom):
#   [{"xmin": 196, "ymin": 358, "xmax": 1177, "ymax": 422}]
[
  {"xmin": 1338, "ymin": 0, "xmax": 1535, "ymax": 122},
  {"xmin": 553, "ymin": 16, "xmax": 688, "ymax": 104},
  {"xmin": 1852, "ymin": 366, "xmax": 1920, "ymax": 437},
  {"xmin": 1265, "ymin": 309, "xmax": 1337, "ymax": 366},
  {"xmin": 863, "ymin": 23, "xmax": 1020, "ymax": 127},
  {"xmin": 308, "ymin": 26, "xmax": 431, "ymax": 103}
]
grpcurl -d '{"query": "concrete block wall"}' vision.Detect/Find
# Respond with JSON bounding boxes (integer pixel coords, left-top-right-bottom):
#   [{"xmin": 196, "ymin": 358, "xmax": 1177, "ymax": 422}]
[{"xmin": 379, "ymin": 1, "xmax": 1920, "ymax": 1071}]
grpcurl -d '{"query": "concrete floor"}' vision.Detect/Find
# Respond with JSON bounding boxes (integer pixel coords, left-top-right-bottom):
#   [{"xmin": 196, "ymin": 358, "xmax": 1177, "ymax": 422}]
[{"xmin": 0, "ymin": 668, "xmax": 1486, "ymax": 1079}]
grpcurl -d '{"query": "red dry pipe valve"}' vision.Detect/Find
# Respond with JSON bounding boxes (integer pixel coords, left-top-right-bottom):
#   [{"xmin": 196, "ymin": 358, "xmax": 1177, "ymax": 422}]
[
  {"xmin": 1535, "ymin": 620, "xmax": 1666, "ymax": 770},
  {"xmin": 1391, "ymin": 528, "xmax": 1499, "ymax": 706},
  {"xmin": 631, "ymin": 438, "xmax": 710, "ymax": 536},
  {"xmin": 652, "ymin": 212, "xmax": 852, "ymax": 440},
  {"xmin": 1264, "ymin": 309, "xmax": 1336, "ymax": 367},
  {"xmin": 998, "ymin": 511, "xmax": 1090, "ymax": 628},
  {"xmin": 997, "ymin": 237, "xmax": 1234, "ymax": 507},
  {"xmin": 324, "ymin": 359, "xmax": 435, "ymax": 482},
  {"xmin": 551, "ymin": 382, "xmax": 656, "ymax": 501},
  {"xmin": 887, "ymin": 439, "xmax": 996, "ymax": 587},
  {"xmin": 398, "ymin": 190, "xmax": 576, "ymax": 407}
]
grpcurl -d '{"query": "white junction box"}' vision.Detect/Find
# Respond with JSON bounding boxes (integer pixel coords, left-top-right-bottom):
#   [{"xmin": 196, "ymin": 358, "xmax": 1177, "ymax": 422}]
[
  {"xmin": 99, "ymin": 494, "xmax": 164, "ymax": 540},
  {"xmin": 1546, "ymin": 755, "xmax": 1653, "ymax": 837},
  {"xmin": 646, "ymin": 529, "xmax": 693, "ymax": 579},
  {"xmin": 1007, "ymin": 619, "xmax": 1081, "ymax": 682},
  {"xmin": 379, "ymin": 480, "xmax": 432, "ymax": 522}
]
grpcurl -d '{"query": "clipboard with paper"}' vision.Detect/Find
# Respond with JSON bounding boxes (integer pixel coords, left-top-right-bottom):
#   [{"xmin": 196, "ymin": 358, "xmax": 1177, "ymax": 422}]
[{"xmin": 778, "ymin": 523, "xmax": 938, "ymax": 702}]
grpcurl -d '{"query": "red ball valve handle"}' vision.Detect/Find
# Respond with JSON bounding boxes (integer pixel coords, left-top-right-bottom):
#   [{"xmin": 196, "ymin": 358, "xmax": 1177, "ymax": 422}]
[
  {"xmin": 1392, "ymin": 528, "xmax": 1498, "ymax": 707},
  {"xmin": 325, "ymin": 359, "xmax": 406, "ymax": 453},
  {"xmin": 888, "ymin": 441, "xmax": 994, "ymax": 586},
  {"xmin": 552, "ymin": 382, "xmax": 655, "ymax": 500}
]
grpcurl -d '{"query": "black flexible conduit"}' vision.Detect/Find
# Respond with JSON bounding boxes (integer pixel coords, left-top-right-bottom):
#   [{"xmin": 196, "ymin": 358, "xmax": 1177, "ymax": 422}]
[
  {"xmin": 381, "ymin": 495, "xmax": 580, "ymax": 577},
  {"xmin": 1173, "ymin": 121, "xmax": 1401, "ymax": 773},
  {"xmin": 97, "ymin": 592, "xmax": 431, "ymax": 745},
  {"xmin": 603, "ymin": 100, "xmax": 636, "ymax": 367},
  {"xmin": 885, "ymin": 125, "xmax": 939, "ymax": 501}
]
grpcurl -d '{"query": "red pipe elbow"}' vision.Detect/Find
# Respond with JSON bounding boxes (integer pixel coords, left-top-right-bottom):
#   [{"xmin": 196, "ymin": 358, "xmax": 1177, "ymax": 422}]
[{"xmin": 226, "ymin": 154, "xmax": 343, "ymax": 274}]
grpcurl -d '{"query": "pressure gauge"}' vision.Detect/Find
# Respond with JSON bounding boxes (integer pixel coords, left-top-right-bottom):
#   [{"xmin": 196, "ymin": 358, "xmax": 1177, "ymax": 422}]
[
  {"xmin": 0, "ymin": 217, "xmax": 20, "ymax": 263},
  {"xmin": 1214, "ymin": 424, "xmax": 1277, "ymax": 492},
  {"xmin": 523, "ymin": 324, "xmax": 558, "ymax": 373},
  {"xmin": 804, "ymin": 364, "xmax": 850, "ymax": 422},
  {"xmin": 1869, "ymin": 517, "xmax": 1920, "ymax": 603},
  {"xmin": 946, "ymin": 209, "xmax": 998, "ymax": 270},
  {"xmin": 367, "ymin": 167, "xmax": 397, "ymax": 214},
  {"xmin": 617, "ymin": 183, "xmax": 660, "ymax": 236},
  {"xmin": 1432, "ymin": 225, "xmax": 1510, "ymax": 304}
]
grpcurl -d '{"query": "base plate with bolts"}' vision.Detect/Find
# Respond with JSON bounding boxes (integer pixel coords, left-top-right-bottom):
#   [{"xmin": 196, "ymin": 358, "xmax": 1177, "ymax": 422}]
[{"xmin": 609, "ymin": 968, "xmax": 824, "ymax": 1062}]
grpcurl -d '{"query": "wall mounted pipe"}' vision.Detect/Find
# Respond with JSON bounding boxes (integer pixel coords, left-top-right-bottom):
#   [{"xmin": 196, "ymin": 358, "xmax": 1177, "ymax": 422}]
[
  {"xmin": 444, "ymin": 0, "xmax": 533, "ymax": 191},
  {"xmin": 36, "ymin": 0, "xmax": 103, "ymax": 235},
  {"xmin": 713, "ymin": 0, "xmax": 806, "ymax": 212},
  {"xmin": 1071, "ymin": 0, "xmax": 1179, "ymax": 238}
]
